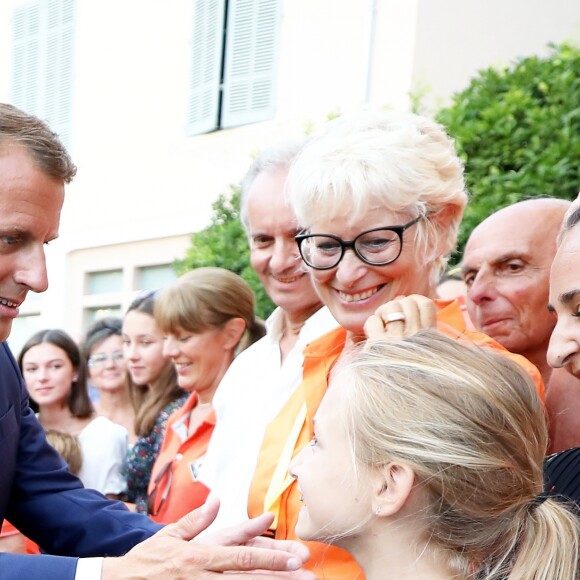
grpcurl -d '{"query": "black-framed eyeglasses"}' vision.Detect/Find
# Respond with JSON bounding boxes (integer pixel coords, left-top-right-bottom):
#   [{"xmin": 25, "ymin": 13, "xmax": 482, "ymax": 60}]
[{"xmin": 295, "ymin": 215, "xmax": 424, "ymax": 270}]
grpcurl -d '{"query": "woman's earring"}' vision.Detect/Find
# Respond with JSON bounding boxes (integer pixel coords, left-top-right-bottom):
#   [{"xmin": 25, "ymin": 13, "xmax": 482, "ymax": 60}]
[{"xmin": 374, "ymin": 505, "xmax": 381, "ymax": 516}]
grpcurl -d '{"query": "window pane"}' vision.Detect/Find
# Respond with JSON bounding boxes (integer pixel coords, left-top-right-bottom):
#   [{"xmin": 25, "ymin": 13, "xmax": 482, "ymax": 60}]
[
  {"xmin": 87, "ymin": 270, "xmax": 123, "ymax": 294},
  {"xmin": 83, "ymin": 306, "xmax": 121, "ymax": 330},
  {"xmin": 137, "ymin": 264, "xmax": 177, "ymax": 290}
]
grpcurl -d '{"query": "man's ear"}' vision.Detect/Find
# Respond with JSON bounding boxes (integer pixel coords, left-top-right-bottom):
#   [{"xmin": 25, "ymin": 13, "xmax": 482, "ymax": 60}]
[
  {"xmin": 372, "ymin": 461, "xmax": 415, "ymax": 518},
  {"xmin": 223, "ymin": 317, "xmax": 246, "ymax": 350}
]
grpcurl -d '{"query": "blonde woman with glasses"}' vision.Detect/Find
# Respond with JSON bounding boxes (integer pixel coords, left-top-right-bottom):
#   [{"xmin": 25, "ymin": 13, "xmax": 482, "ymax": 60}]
[{"xmin": 248, "ymin": 110, "xmax": 546, "ymax": 578}]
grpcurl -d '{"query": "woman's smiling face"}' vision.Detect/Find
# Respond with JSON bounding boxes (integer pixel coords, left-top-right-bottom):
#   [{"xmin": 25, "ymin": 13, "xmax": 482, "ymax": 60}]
[{"xmin": 306, "ymin": 205, "xmax": 431, "ymax": 336}]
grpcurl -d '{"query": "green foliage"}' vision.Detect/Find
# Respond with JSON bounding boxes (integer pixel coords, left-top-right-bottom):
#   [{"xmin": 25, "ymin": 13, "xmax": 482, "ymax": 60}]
[
  {"xmin": 437, "ymin": 42, "xmax": 580, "ymax": 260},
  {"xmin": 174, "ymin": 187, "xmax": 275, "ymax": 320}
]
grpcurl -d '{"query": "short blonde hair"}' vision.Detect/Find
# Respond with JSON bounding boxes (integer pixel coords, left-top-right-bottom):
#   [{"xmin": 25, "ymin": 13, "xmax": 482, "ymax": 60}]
[
  {"xmin": 338, "ymin": 331, "xmax": 579, "ymax": 579},
  {"xmin": 287, "ymin": 110, "xmax": 467, "ymax": 277},
  {"xmin": 154, "ymin": 267, "xmax": 265, "ymax": 353}
]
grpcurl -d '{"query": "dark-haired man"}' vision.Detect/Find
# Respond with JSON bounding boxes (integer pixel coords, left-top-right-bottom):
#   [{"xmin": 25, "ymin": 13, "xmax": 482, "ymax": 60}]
[{"xmin": 0, "ymin": 103, "xmax": 311, "ymax": 580}]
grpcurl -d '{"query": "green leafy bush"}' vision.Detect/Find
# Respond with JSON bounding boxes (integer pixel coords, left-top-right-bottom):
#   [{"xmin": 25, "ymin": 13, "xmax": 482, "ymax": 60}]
[
  {"xmin": 174, "ymin": 187, "xmax": 275, "ymax": 320},
  {"xmin": 437, "ymin": 42, "xmax": 580, "ymax": 259}
]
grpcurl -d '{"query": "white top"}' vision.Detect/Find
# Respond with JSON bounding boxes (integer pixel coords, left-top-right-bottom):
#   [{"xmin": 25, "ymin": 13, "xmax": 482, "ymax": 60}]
[
  {"xmin": 197, "ymin": 306, "xmax": 338, "ymax": 533},
  {"xmin": 77, "ymin": 415, "xmax": 128, "ymax": 495}
]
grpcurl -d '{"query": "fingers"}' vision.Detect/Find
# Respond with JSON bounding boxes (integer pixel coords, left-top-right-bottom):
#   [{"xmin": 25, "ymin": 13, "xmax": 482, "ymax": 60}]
[
  {"xmin": 365, "ymin": 294, "xmax": 437, "ymax": 340},
  {"xmin": 220, "ymin": 570, "xmax": 316, "ymax": 579},
  {"xmin": 245, "ymin": 536, "xmax": 310, "ymax": 564},
  {"xmin": 363, "ymin": 312, "xmax": 387, "ymax": 339},
  {"xmin": 200, "ymin": 544, "xmax": 306, "ymax": 573},
  {"xmin": 199, "ymin": 512, "xmax": 275, "ymax": 547},
  {"xmin": 163, "ymin": 494, "xmax": 221, "ymax": 541}
]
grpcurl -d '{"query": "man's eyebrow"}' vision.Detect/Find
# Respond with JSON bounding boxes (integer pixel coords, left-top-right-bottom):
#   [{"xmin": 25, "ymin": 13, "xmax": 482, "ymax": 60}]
[
  {"xmin": 0, "ymin": 227, "xmax": 27, "ymax": 236},
  {"xmin": 462, "ymin": 252, "xmax": 527, "ymax": 273}
]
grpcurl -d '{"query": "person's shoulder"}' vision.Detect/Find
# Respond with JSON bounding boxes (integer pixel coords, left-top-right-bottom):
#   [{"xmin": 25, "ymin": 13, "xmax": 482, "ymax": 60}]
[
  {"xmin": 0, "ymin": 341, "xmax": 21, "ymax": 373},
  {"xmin": 305, "ymin": 325, "xmax": 346, "ymax": 356},
  {"xmin": 159, "ymin": 393, "xmax": 189, "ymax": 420},
  {"xmin": 84, "ymin": 415, "xmax": 129, "ymax": 440},
  {"xmin": 544, "ymin": 447, "xmax": 580, "ymax": 506}
]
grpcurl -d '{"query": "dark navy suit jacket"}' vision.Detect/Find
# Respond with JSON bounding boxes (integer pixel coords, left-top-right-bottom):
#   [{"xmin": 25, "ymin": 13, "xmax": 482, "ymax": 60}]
[{"xmin": 0, "ymin": 342, "xmax": 161, "ymax": 579}]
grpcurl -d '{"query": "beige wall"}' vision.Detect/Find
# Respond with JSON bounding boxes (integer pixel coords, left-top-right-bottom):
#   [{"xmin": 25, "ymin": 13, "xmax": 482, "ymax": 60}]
[
  {"xmin": 412, "ymin": 0, "xmax": 580, "ymax": 111},
  {"xmin": 65, "ymin": 234, "xmax": 191, "ymax": 332}
]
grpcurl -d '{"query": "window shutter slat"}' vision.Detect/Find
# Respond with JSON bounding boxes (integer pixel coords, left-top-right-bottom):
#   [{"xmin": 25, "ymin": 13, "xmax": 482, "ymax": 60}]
[
  {"xmin": 11, "ymin": 0, "xmax": 75, "ymax": 148},
  {"xmin": 221, "ymin": 0, "xmax": 280, "ymax": 128},
  {"xmin": 186, "ymin": 0, "xmax": 225, "ymax": 136}
]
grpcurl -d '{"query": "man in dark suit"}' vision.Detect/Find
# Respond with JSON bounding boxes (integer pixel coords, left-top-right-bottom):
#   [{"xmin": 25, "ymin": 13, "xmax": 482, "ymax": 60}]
[{"xmin": 0, "ymin": 103, "xmax": 311, "ymax": 579}]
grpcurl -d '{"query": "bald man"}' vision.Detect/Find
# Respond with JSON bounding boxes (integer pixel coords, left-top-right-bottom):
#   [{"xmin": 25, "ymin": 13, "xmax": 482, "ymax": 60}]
[{"xmin": 462, "ymin": 198, "xmax": 580, "ymax": 452}]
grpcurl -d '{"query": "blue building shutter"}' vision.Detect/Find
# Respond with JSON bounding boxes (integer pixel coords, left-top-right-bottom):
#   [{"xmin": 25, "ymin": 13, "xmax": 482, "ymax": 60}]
[
  {"xmin": 11, "ymin": 0, "xmax": 75, "ymax": 148},
  {"xmin": 221, "ymin": 0, "xmax": 280, "ymax": 128},
  {"xmin": 186, "ymin": 0, "xmax": 226, "ymax": 135}
]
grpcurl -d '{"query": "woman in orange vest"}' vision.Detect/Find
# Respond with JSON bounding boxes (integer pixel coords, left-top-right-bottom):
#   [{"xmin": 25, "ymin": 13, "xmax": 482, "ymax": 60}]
[
  {"xmin": 289, "ymin": 331, "xmax": 579, "ymax": 580},
  {"xmin": 247, "ymin": 110, "xmax": 545, "ymax": 578},
  {"xmin": 147, "ymin": 267, "xmax": 265, "ymax": 524}
]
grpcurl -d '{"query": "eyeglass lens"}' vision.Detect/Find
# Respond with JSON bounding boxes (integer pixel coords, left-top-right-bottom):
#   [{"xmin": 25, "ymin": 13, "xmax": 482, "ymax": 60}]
[
  {"xmin": 301, "ymin": 228, "xmax": 402, "ymax": 269},
  {"xmin": 88, "ymin": 350, "xmax": 124, "ymax": 367}
]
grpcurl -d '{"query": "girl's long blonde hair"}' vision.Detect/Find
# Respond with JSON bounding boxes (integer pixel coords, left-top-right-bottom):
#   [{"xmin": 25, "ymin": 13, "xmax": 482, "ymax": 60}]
[{"xmin": 341, "ymin": 330, "xmax": 579, "ymax": 579}]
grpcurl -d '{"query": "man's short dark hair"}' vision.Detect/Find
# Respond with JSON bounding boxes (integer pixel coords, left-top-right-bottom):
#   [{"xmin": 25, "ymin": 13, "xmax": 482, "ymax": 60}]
[{"xmin": 0, "ymin": 103, "xmax": 76, "ymax": 183}]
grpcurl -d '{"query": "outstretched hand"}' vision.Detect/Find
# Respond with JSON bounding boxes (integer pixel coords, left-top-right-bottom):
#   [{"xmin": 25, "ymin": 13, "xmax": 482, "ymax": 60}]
[
  {"xmin": 102, "ymin": 495, "xmax": 314, "ymax": 579},
  {"xmin": 364, "ymin": 294, "xmax": 437, "ymax": 340}
]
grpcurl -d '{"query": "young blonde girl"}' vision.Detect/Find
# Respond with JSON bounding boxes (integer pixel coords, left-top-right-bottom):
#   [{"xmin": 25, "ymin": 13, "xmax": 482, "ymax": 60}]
[{"xmin": 291, "ymin": 330, "xmax": 580, "ymax": 579}]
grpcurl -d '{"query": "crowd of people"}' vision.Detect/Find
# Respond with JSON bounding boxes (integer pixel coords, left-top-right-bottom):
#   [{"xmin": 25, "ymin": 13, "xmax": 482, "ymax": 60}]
[{"xmin": 1, "ymin": 101, "xmax": 580, "ymax": 579}]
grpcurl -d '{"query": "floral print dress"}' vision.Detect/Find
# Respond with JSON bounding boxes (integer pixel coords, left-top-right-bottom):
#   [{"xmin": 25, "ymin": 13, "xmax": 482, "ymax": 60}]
[{"xmin": 123, "ymin": 392, "xmax": 189, "ymax": 513}]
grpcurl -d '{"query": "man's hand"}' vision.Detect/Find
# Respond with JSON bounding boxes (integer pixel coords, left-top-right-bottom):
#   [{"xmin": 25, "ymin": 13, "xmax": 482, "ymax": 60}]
[
  {"xmin": 102, "ymin": 496, "xmax": 314, "ymax": 579},
  {"xmin": 364, "ymin": 294, "xmax": 437, "ymax": 340}
]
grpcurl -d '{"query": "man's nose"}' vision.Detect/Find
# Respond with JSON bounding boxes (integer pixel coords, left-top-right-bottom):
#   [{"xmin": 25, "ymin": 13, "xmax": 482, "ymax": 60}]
[
  {"xmin": 547, "ymin": 319, "xmax": 579, "ymax": 369},
  {"xmin": 14, "ymin": 246, "xmax": 49, "ymax": 293},
  {"xmin": 270, "ymin": 239, "xmax": 300, "ymax": 273},
  {"xmin": 467, "ymin": 269, "xmax": 496, "ymax": 305}
]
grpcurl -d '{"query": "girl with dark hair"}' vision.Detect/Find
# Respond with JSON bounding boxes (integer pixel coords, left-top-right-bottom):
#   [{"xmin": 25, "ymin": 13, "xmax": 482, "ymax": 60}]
[
  {"xmin": 122, "ymin": 291, "xmax": 188, "ymax": 513},
  {"xmin": 19, "ymin": 329, "xmax": 127, "ymax": 496}
]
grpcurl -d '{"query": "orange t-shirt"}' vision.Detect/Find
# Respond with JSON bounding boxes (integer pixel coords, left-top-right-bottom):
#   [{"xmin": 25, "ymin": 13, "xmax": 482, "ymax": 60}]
[
  {"xmin": 147, "ymin": 392, "xmax": 213, "ymax": 524},
  {"xmin": 248, "ymin": 299, "xmax": 545, "ymax": 579}
]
